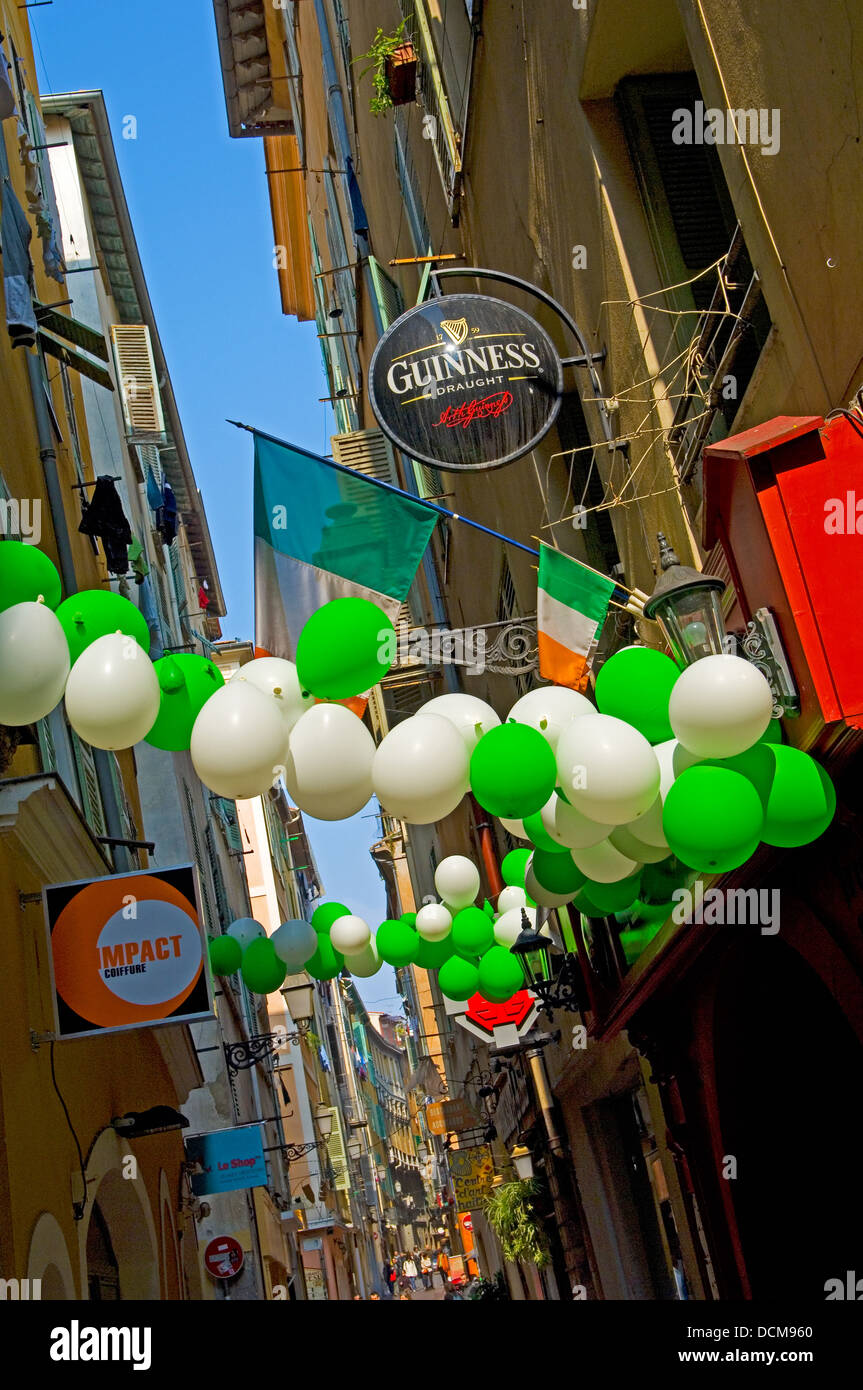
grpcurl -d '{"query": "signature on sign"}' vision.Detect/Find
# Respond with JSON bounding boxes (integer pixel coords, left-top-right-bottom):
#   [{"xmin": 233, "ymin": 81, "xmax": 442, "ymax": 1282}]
[{"xmin": 434, "ymin": 391, "xmax": 514, "ymax": 429}]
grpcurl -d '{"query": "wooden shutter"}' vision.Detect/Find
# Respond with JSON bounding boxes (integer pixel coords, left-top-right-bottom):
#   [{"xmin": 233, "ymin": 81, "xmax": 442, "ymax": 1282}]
[
  {"xmin": 326, "ymin": 1107, "xmax": 350, "ymax": 1192},
  {"xmin": 110, "ymin": 325, "xmax": 166, "ymax": 436},
  {"xmin": 70, "ymin": 732, "xmax": 107, "ymax": 837},
  {"xmin": 36, "ymin": 718, "xmax": 57, "ymax": 773}
]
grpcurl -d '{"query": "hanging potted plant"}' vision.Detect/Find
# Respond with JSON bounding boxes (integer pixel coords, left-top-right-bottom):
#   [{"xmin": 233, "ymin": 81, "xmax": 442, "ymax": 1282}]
[
  {"xmin": 353, "ymin": 20, "xmax": 418, "ymax": 116},
  {"xmin": 483, "ymin": 1179, "xmax": 551, "ymax": 1268}
]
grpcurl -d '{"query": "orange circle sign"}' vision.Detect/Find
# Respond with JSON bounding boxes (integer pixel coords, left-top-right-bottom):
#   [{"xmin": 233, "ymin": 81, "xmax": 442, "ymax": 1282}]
[{"xmin": 51, "ymin": 874, "xmax": 203, "ymax": 1029}]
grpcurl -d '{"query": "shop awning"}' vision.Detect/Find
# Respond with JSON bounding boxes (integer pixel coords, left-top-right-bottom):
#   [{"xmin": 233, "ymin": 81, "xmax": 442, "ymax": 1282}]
[{"xmin": 264, "ymin": 133, "xmax": 315, "ymax": 321}]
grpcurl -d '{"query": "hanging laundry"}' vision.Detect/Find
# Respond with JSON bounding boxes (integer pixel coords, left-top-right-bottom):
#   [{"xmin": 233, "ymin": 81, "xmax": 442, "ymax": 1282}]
[
  {"xmin": 78, "ymin": 475, "xmax": 133, "ymax": 576},
  {"xmin": 145, "ymin": 464, "xmax": 163, "ymax": 512},
  {"xmin": 25, "ymin": 93, "xmax": 65, "ymax": 283},
  {"xmin": 1, "ymin": 175, "xmax": 37, "ymax": 347},
  {"xmin": 197, "ymin": 585, "xmax": 210, "ymax": 610},
  {"xmin": 155, "ymin": 481, "xmax": 178, "ymax": 546},
  {"xmin": 128, "ymin": 536, "xmax": 150, "ymax": 585},
  {"xmin": 0, "ymin": 36, "xmax": 17, "ymax": 122}
]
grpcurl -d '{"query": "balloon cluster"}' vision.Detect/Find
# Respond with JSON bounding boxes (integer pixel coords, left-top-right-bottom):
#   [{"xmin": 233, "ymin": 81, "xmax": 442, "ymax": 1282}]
[{"xmin": 207, "ymin": 854, "xmax": 539, "ymax": 1007}]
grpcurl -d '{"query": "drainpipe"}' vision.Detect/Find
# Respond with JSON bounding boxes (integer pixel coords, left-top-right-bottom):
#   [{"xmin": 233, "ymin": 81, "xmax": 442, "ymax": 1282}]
[
  {"xmin": 313, "ymin": 0, "xmax": 352, "ymax": 167},
  {"xmin": 26, "ymin": 352, "xmax": 132, "ymax": 871}
]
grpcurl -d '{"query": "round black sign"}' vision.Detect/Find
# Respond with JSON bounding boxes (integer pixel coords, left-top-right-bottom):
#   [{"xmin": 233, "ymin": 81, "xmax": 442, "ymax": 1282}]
[{"xmin": 368, "ymin": 294, "xmax": 563, "ymax": 472}]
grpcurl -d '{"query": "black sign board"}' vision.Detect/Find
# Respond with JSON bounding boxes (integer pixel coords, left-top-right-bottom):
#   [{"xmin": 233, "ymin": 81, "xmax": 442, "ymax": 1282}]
[{"xmin": 368, "ymin": 293, "xmax": 563, "ymax": 472}]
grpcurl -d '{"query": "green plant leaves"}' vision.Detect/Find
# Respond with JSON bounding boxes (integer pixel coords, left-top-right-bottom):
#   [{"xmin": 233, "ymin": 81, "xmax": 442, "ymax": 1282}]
[{"xmin": 482, "ymin": 1179, "xmax": 551, "ymax": 1268}]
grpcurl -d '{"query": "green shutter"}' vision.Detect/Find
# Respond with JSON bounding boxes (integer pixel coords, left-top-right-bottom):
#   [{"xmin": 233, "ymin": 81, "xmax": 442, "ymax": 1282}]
[
  {"xmin": 368, "ymin": 255, "xmax": 404, "ymax": 330},
  {"xmin": 36, "ymin": 718, "xmax": 57, "ymax": 773},
  {"xmin": 70, "ymin": 731, "xmax": 107, "ymax": 837}
]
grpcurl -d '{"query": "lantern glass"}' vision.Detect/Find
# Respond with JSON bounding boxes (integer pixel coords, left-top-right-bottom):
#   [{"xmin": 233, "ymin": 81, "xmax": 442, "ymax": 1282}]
[
  {"xmin": 314, "ymin": 1101, "xmax": 333, "ymax": 1139},
  {"xmin": 347, "ymin": 1137, "xmax": 362, "ymax": 1160},
  {"xmin": 511, "ymin": 1145, "xmax": 534, "ymax": 1181},
  {"xmin": 653, "ymin": 585, "xmax": 726, "ymax": 667}
]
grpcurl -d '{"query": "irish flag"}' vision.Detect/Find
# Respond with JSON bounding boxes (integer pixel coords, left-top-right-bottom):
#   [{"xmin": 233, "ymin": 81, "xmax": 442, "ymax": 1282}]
[
  {"xmin": 537, "ymin": 544, "xmax": 616, "ymax": 691},
  {"xmin": 253, "ymin": 433, "xmax": 437, "ymax": 667}
]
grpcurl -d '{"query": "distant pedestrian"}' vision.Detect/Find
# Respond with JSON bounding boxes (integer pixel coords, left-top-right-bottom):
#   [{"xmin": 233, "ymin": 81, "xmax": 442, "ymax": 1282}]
[
  {"xmin": 399, "ymin": 1290, "xmax": 412, "ymax": 1300},
  {"xmin": 369, "ymin": 1291, "xmax": 380, "ymax": 1300},
  {"xmin": 420, "ymin": 1251, "xmax": 433, "ymax": 1290},
  {"xmin": 402, "ymin": 1254, "xmax": 418, "ymax": 1290}
]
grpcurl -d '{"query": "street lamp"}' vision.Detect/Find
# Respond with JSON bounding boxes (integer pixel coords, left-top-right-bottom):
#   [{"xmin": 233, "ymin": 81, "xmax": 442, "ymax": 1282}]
[
  {"xmin": 281, "ymin": 978, "xmax": 316, "ymax": 1025},
  {"xmin": 314, "ymin": 1102, "xmax": 333, "ymax": 1140},
  {"xmin": 642, "ymin": 532, "xmax": 726, "ymax": 667},
  {"xmin": 347, "ymin": 1136, "xmax": 363, "ymax": 1161},
  {"xmin": 510, "ymin": 910, "xmax": 584, "ymax": 1018},
  {"xmin": 510, "ymin": 1144, "xmax": 534, "ymax": 1181}
]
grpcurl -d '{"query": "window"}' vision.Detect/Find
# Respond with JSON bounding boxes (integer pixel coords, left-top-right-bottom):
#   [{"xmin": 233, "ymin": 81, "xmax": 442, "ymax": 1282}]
[{"xmin": 393, "ymin": 108, "xmax": 431, "ymax": 257}]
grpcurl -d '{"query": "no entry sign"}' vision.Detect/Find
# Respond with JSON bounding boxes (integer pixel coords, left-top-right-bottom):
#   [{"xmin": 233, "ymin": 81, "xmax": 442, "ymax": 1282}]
[{"xmin": 204, "ymin": 1235, "xmax": 244, "ymax": 1280}]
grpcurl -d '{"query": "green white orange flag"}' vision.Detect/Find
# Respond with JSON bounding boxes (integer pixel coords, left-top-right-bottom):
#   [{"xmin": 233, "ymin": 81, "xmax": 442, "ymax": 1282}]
[
  {"xmin": 537, "ymin": 544, "xmax": 616, "ymax": 690},
  {"xmin": 253, "ymin": 432, "xmax": 437, "ymax": 668}
]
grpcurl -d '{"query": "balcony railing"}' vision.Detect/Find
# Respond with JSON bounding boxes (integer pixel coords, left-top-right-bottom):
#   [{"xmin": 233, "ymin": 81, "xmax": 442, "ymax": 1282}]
[{"xmin": 398, "ymin": 1, "xmax": 463, "ymax": 218}]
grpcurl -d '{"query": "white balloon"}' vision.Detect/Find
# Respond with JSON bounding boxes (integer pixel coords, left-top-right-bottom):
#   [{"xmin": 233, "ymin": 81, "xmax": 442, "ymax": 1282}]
[
  {"xmin": 507, "ymin": 685, "xmax": 594, "ymax": 752},
  {"xmin": 271, "ymin": 918, "xmax": 318, "ymax": 970},
  {"xmin": 344, "ymin": 937, "xmax": 383, "ymax": 978},
  {"xmin": 609, "ymin": 824, "xmax": 670, "ymax": 864},
  {"xmin": 373, "ymin": 714, "xmax": 469, "ymax": 824},
  {"xmin": 65, "ymin": 632, "xmax": 160, "ymax": 750},
  {"xmin": 232, "ymin": 656, "xmax": 314, "ymax": 734},
  {"xmin": 0, "ymin": 601, "xmax": 70, "ymax": 726},
  {"xmin": 434, "ymin": 855, "xmax": 480, "ymax": 910},
  {"xmin": 330, "ymin": 913, "xmax": 371, "ymax": 954},
  {"xmin": 499, "ymin": 816, "xmax": 530, "ymax": 840},
  {"xmin": 540, "ymin": 790, "xmax": 608, "ymax": 849},
  {"xmin": 525, "ymin": 859, "xmax": 575, "ymax": 908},
  {"xmin": 422, "ymin": 693, "xmax": 500, "ymax": 750},
  {"xmin": 284, "ymin": 703, "xmax": 374, "ymax": 820},
  {"xmin": 227, "ymin": 917, "xmax": 266, "ymax": 950},
  {"xmin": 497, "ymin": 885, "xmax": 527, "ymax": 914},
  {"xmin": 572, "ymin": 838, "xmax": 641, "ymax": 884},
  {"xmin": 669, "ymin": 654, "xmax": 773, "ymax": 758},
  {"xmin": 494, "ymin": 904, "xmax": 537, "ymax": 947},
  {"xmin": 625, "ymin": 793, "xmax": 668, "ymax": 848},
  {"xmin": 556, "ymin": 714, "xmax": 660, "ymax": 826},
  {"xmin": 191, "ymin": 680, "xmax": 288, "ymax": 799},
  {"xmin": 415, "ymin": 903, "xmax": 452, "ymax": 942}
]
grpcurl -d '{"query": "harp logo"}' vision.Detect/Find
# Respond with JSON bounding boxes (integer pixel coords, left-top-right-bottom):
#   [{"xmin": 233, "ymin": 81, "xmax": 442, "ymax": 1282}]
[{"xmin": 440, "ymin": 317, "xmax": 469, "ymax": 346}]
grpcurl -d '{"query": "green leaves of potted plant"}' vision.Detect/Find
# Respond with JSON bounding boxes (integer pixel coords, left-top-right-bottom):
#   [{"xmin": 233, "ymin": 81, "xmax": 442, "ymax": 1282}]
[
  {"xmin": 483, "ymin": 1179, "xmax": 551, "ymax": 1267},
  {"xmin": 353, "ymin": 20, "xmax": 418, "ymax": 116}
]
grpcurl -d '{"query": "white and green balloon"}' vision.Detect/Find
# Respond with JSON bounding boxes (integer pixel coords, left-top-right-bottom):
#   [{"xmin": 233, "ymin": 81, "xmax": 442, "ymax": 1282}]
[
  {"xmin": 192, "ymin": 680, "xmax": 288, "ymax": 799},
  {"xmin": 284, "ymin": 703, "xmax": 375, "ymax": 820},
  {"xmin": 65, "ymin": 632, "xmax": 160, "ymax": 750},
  {"xmin": 271, "ymin": 918, "xmax": 318, "ymax": 971},
  {"xmin": 373, "ymin": 713, "xmax": 469, "ymax": 824},
  {"xmin": 0, "ymin": 600, "xmax": 70, "ymax": 726}
]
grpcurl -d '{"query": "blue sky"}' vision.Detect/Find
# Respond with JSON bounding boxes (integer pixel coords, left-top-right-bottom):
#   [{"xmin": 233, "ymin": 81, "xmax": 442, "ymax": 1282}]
[{"xmin": 34, "ymin": 0, "xmax": 398, "ymax": 1009}]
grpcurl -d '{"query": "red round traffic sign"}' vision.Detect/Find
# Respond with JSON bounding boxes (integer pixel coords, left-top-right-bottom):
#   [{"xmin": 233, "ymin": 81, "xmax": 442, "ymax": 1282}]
[
  {"xmin": 204, "ymin": 1235, "xmax": 244, "ymax": 1280},
  {"xmin": 462, "ymin": 1214, "xmax": 473, "ymax": 1231}
]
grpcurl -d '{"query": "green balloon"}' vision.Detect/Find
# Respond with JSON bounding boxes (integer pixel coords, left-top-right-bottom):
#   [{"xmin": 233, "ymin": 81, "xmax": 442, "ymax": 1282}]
[
  {"xmin": 522, "ymin": 811, "xmax": 562, "ymax": 854},
  {"xmin": 640, "ymin": 857, "xmax": 690, "ymax": 903},
  {"xmin": 57, "ymin": 588, "xmax": 150, "ymax": 665},
  {"xmin": 477, "ymin": 945, "xmax": 524, "ymax": 1003},
  {"xmin": 376, "ymin": 918, "xmax": 419, "ymax": 967},
  {"xmin": 400, "ymin": 911, "xmax": 417, "ymax": 928},
  {"xmin": 305, "ymin": 934, "xmax": 345, "ymax": 979},
  {"xmin": 595, "ymin": 645, "xmax": 679, "ymax": 743},
  {"xmin": 501, "ymin": 849, "xmax": 532, "ymax": 887},
  {"xmin": 416, "ymin": 934, "xmax": 455, "ymax": 970},
  {"xmin": 663, "ymin": 766, "xmax": 763, "ymax": 872},
  {"xmin": 531, "ymin": 848, "xmax": 586, "ymax": 896},
  {"xmin": 627, "ymin": 897, "xmax": 677, "ymax": 925},
  {"xmin": 145, "ymin": 653, "xmax": 224, "ymax": 750},
  {"xmin": 575, "ymin": 873, "xmax": 642, "ymax": 914},
  {"xmin": 296, "ymin": 597, "xmax": 395, "ymax": 699},
  {"xmin": 619, "ymin": 924, "xmax": 662, "ymax": 967},
  {"xmin": 760, "ymin": 746, "xmax": 836, "ymax": 847},
  {"xmin": 451, "ymin": 906, "xmax": 494, "ymax": 957},
  {"xmin": 469, "ymin": 723, "xmax": 557, "ymax": 819},
  {"xmin": 438, "ymin": 954, "xmax": 480, "ymax": 1002},
  {"xmin": 311, "ymin": 902, "xmax": 350, "ymax": 934},
  {"xmin": 208, "ymin": 934, "xmax": 242, "ymax": 976},
  {"xmin": 241, "ymin": 937, "xmax": 288, "ymax": 993},
  {"xmin": 482, "ymin": 898, "xmax": 496, "ymax": 920},
  {"xmin": 757, "ymin": 718, "xmax": 784, "ymax": 745},
  {"xmin": 0, "ymin": 541, "xmax": 62, "ymax": 613}
]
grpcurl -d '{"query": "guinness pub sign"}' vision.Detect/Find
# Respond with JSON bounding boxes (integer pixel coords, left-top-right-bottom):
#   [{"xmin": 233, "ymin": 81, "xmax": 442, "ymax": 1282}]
[{"xmin": 368, "ymin": 293, "xmax": 563, "ymax": 471}]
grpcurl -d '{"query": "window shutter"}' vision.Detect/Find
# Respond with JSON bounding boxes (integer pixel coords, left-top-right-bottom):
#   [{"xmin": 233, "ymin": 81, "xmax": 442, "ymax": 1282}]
[
  {"xmin": 183, "ymin": 782, "xmax": 215, "ymax": 931},
  {"xmin": 70, "ymin": 732, "xmax": 107, "ymax": 837},
  {"xmin": 206, "ymin": 823, "xmax": 231, "ymax": 927},
  {"xmin": 368, "ymin": 256, "xmax": 404, "ymax": 331},
  {"xmin": 110, "ymin": 325, "xmax": 166, "ymax": 437},
  {"xmin": 215, "ymin": 797, "xmax": 243, "ymax": 853},
  {"xmin": 36, "ymin": 717, "xmax": 57, "ymax": 773},
  {"xmin": 326, "ymin": 1107, "xmax": 350, "ymax": 1192}
]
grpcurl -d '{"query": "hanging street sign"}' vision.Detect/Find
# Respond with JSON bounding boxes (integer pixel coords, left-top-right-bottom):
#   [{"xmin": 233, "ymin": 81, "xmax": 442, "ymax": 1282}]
[
  {"xmin": 185, "ymin": 1124, "xmax": 268, "ymax": 1196},
  {"xmin": 203, "ymin": 1235, "xmax": 245, "ymax": 1281},
  {"xmin": 368, "ymin": 293, "xmax": 563, "ymax": 472},
  {"xmin": 42, "ymin": 864, "xmax": 212, "ymax": 1040},
  {"xmin": 426, "ymin": 1097, "xmax": 482, "ymax": 1135}
]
